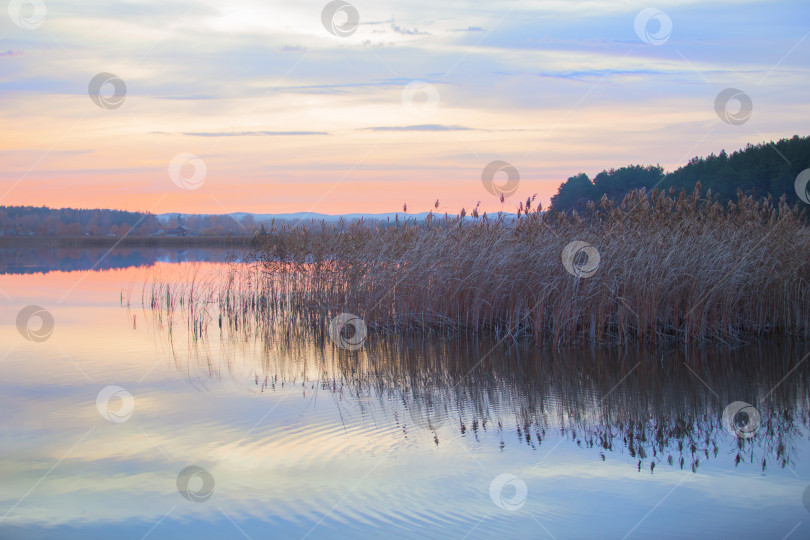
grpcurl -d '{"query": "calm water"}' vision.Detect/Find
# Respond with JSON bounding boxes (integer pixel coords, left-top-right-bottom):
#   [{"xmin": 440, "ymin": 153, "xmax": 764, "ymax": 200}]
[{"xmin": 1, "ymin": 249, "xmax": 809, "ymax": 539}]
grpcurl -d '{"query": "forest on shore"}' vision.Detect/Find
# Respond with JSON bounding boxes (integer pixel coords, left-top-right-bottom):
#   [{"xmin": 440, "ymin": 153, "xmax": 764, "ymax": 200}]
[{"xmin": 549, "ymin": 135, "xmax": 809, "ymax": 212}]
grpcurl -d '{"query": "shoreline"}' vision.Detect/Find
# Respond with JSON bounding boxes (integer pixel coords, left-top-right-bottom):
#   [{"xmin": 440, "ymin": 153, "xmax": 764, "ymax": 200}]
[{"xmin": 0, "ymin": 235, "xmax": 253, "ymax": 249}]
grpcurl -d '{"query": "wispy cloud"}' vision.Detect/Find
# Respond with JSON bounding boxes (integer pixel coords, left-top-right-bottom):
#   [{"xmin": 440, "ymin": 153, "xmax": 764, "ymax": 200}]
[
  {"xmin": 180, "ymin": 131, "xmax": 330, "ymax": 137},
  {"xmin": 450, "ymin": 26, "xmax": 485, "ymax": 32},
  {"xmin": 361, "ymin": 125, "xmax": 475, "ymax": 132},
  {"xmin": 391, "ymin": 23, "xmax": 429, "ymax": 36},
  {"xmin": 155, "ymin": 95, "xmax": 217, "ymax": 100},
  {"xmin": 270, "ymin": 79, "xmax": 415, "ymax": 95}
]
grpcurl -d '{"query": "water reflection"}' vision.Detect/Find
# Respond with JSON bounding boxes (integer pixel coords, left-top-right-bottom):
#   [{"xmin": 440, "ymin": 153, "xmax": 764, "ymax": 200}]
[
  {"xmin": 0, "ymin": 247, "xmax": 238, "ymax": 274},
  {"xmin": 146, "ymin": 292, "xmax": 810, "ymax": 476},
  {"xmin": 1, "ymin": 258, "xmax": 807, "ymax": 539}
]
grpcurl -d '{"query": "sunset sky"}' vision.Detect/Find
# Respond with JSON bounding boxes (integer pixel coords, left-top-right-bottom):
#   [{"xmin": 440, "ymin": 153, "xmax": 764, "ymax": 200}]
[{"xmin": 0, "ymin": 0, "xmax": 807, "ymax": 215}]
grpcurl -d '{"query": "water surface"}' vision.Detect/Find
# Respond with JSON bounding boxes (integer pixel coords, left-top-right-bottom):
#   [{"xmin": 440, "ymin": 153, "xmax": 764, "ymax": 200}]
[{"xmin": 1, "ymin": 249, "xmax": 809, "ymax": 539}]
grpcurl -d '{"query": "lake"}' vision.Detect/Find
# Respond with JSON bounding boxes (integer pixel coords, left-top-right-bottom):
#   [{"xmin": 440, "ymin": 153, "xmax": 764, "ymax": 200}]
[{"xmin": 1, "ymin": 248, "xmax": 809, "ymax": 539}]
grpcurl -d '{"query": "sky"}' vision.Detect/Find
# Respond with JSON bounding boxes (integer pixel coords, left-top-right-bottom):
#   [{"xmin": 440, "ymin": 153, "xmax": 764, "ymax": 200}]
[{"xmin": 0, "ymin": 0, "xmax": 808, "ymax": 215}]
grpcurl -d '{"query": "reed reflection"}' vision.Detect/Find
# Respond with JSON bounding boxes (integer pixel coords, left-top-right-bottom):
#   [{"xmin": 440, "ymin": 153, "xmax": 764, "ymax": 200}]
[{"xmin": 139, "ymin": 275, "xmax": 809, "ymax": 476}]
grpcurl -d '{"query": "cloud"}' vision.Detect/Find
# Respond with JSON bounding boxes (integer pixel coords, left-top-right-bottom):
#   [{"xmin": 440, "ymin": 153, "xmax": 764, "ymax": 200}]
[
  {"xmin": 361, "ymin": 124, "xmax": 475, "ymax": 132},
  {"xmin": 154, "ymin": 95, "xmax": 217, "ymax": 100},
  {"xmin": 180, "ymin": 131, "xmax": 330, "ymax": 137},
  {"xmin": 391, "ymin": 23, "xmax": 429, "ymax": 36},
  {"xmin": 450, "ymin": 26, "xmax": 485, "ymax": 32},
  {"xmin": 271, "ymin": 79, "xmax": 414, "ymax": 95}
]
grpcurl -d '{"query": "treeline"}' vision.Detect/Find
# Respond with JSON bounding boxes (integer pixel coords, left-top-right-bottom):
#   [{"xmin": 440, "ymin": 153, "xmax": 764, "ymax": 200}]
[
  {"xmin": 550, "ymin": 135, "xmax": 810, "ymax": 212},
  {"xmin": 0, "ymin": 207, "xmax": 259, "ymax": 237},
  {"xmin": 165, "ymin": 214, "xmax": 260, "ymax": 236},
  {"xmin": 0, "ymin": 206, "xmax": 159, "ymax": 236}
]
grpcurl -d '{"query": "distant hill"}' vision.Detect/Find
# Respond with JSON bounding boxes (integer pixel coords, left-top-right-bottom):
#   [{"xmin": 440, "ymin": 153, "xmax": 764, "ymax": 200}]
[
  {"xmin": 550, "ymin": 135, "xmax": 810, "ymax": 212},
  {"xmin": 156, "ymin": 211, "xmax": 433, "ymax": 225}
]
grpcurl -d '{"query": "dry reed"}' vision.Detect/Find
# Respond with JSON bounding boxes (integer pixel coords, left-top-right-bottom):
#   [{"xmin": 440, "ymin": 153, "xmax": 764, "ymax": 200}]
[
  {"xmin": 241, "ymin": 185, "xmax": 810, "ymax": 345},
  {"xmin": 141, "ymin": 185, "xmax": 810, "ymax": 346}
]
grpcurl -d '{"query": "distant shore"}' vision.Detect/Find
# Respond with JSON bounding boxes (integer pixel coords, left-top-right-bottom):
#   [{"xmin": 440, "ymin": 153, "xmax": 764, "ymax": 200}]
[{"xmin": 0, "ymin": 235, "xmax": 253, "ymax": 249}]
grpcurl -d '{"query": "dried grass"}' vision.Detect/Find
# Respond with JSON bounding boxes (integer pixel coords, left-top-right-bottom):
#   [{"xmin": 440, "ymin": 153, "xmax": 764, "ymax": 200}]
[{"xmin": 145, "ymin": 185, "xmax": 810, "ymax": 345}]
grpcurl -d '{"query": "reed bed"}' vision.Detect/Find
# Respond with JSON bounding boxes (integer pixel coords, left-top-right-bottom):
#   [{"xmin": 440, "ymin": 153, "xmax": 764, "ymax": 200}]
[
  {"xmin": 241, "ymin": 186, "xmax": 809, "ymax": 345},
  {"xmin": 137, "ymin": 251, "xmax": 810, "ymax": 470},
  {"xmin": 141, "ymin": 185, "xmax": 810, "ymax": 346}
]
